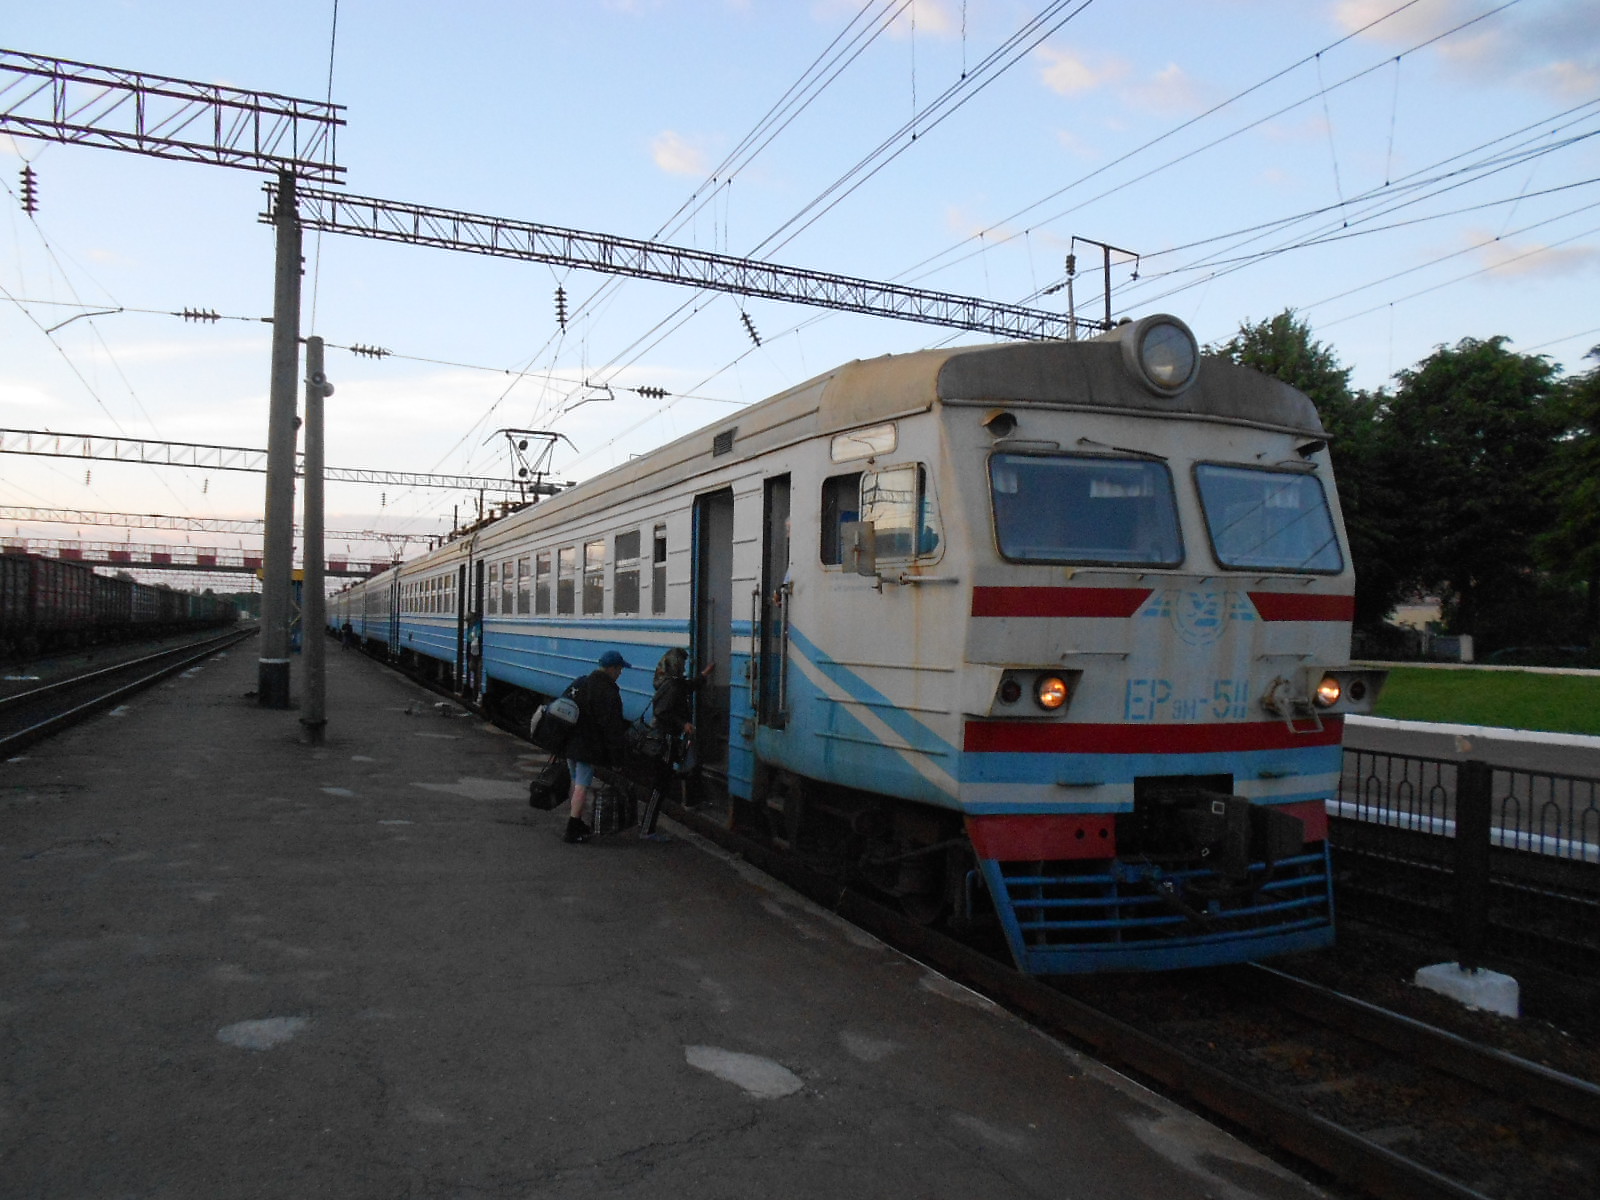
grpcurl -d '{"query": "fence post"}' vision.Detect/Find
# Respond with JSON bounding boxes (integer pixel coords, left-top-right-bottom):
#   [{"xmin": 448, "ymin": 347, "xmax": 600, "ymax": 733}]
[{"xmin": 1455, "ymin": 760, "xmax": 1493, "ymax": 970}]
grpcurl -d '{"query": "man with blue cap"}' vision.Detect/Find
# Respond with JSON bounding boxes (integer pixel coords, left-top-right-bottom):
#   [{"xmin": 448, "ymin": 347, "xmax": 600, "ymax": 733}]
[{"xmin": 563, "ymin": 649, "xmax": 630, "ymax": 843}]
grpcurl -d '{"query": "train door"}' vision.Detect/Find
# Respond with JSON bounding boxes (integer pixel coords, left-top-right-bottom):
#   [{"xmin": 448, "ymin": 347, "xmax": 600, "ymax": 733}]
[
  {"xmin": 454, "ymin": 562, "xmax": 468, "ymax": 689},
  {"xmin": 691, "ymin": 489, "xmax": 734, "ymax": 780},
  {"xmin": 756, "ymin": 475, "xmax": 791, "ymax": 727},
  {"xmin": 386, "ymin": 570, "xmax": 401, "ymax": 658},
  {"xmin": 467, "ymin": 559, "xmax": 485, "ymax": 695}
]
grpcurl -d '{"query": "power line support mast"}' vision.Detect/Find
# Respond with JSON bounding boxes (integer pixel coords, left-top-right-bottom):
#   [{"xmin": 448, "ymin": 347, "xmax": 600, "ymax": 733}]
[
  {"xmin": 301, "ymin": 337, "xmax": 331, "ymax": 742},
  {"xmin": 259, "ymin": 171, "xmax": 302, "ymax": 709}
]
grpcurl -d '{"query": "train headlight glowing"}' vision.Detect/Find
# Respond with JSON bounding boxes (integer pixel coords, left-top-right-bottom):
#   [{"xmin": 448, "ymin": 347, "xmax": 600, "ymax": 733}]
[
  {"xmin": 1122, "ymin": 315, "xmax": 1199, "ymax": 396},
  {"xmin": 1314, "ymin": 676, "xmax": 1343, "ymax": 707},
  {"xmin": 1035, "ymin": 675, "xmax": 1070, "ymax": 710}
]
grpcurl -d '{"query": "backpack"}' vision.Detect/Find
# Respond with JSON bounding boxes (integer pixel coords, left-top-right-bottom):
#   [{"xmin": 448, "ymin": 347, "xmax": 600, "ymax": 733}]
[{"xmin": 528, "ymin": 678, "xmax": 583, "ymax": 753}]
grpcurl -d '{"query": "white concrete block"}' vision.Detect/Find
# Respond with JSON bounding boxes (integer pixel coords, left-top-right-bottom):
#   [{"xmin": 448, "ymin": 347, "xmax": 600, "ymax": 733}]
[{"xmin": 1413, "ymin": 961, "xmax": 1519, "ymax": 1018}]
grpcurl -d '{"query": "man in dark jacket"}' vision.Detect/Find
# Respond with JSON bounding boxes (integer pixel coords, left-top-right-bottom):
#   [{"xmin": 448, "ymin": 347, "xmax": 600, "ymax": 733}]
[{"xmin": 564, "ymin": 649, "xmax": 630, "ymax": 843}]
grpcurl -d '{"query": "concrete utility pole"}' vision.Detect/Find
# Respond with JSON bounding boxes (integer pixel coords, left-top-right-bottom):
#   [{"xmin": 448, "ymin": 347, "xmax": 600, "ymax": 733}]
[
  {"xmin": 258, "ymin": 170, "xmax": 302, "ymax": 708},
  {"xmin": 301, "ymin": 336, "xmax": 331, "ymax": 742}
]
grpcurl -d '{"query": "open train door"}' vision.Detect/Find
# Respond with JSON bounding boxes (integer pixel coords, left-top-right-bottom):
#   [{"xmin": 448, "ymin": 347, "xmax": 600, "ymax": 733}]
[
  {"xmin": 756, "ymin": 474, "xmax": 791, "ymax": 728},
  {"xmin": 691, "ymin": 488, "xmax": 734, "ymax": 792},
  {"xmin": 454, "ymin": 561, "xmax": 468, "ymax": 690}
]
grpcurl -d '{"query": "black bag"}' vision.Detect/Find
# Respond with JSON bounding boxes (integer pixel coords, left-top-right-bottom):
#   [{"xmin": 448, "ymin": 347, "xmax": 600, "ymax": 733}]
[
  {"xmin": 527, "ymin": 756, "xmax": 571, "ymax": 811},
  {"xmin": 625, "ymin": 714, "xmax": 670, "ymax": 764}
]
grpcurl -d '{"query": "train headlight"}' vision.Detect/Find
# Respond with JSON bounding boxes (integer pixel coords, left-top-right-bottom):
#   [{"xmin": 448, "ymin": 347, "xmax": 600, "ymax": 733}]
[
  {"xmin": 1314, "ymin": 676, "xmax": 1342, "ymax": 708},
  {"xmin": 1035, "ymin": 675, "xmax": 1070, "ymax": 711},
  {"xmin": 1121, "ymin": 314, "xmax": 1199, "ymax": 396}
]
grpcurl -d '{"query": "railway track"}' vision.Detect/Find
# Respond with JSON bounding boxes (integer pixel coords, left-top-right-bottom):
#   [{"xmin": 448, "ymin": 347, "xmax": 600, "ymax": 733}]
[
  {"xmin": 661, "ymin": 797, "xmax": 1600, "ymax": 1200},
  {"xmin": 0, "ymin": 628, "xmax": 255, "ymax": 757}
]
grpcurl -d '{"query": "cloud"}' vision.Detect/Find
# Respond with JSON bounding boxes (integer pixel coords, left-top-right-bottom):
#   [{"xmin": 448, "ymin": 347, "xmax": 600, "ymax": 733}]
[
  {"xmin": 0, "ymin": 380, "xmax": 62, "ymax": 410},
  {"xmin": 1036, "ymin": 46, "xmax": 1129, "ymax": 96},
  {"xmin": 1054, "ymin": 128, "xmax": 1101, "ymax": 159},
  {"xmin": 941, "ymin": 204, "xmax": 1023, "ymax": 243},
  {"xmin": 893, "ymin": 0, "xmax": 960, "ymax": 38},
  {"xmin": 1473, "ymin": 231, "xmax": 1600, "ymax": 279},
  {"xmin": 650, "ymin": 130, "xmax": 711, "ymax": 177},
  {"xmin": 1123, "ymin": 63, "xmax": 1212, "ymax": 117},
  {"xmin": 1335, "ymin": 0, "xmax": 1600, "ymax": 99}
]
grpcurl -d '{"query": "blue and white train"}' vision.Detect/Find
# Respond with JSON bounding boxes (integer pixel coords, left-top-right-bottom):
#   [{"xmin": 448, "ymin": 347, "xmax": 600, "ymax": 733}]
[{"xmin": 330, "ymin": 314, "xmax": 1384, "ymax": 974}]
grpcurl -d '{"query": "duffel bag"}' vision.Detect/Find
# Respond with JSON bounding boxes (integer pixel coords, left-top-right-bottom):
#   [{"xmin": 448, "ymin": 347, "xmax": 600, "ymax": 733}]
[{"xmin": 528, "ymin": 756, "xmax": 571, "ymax": 810}]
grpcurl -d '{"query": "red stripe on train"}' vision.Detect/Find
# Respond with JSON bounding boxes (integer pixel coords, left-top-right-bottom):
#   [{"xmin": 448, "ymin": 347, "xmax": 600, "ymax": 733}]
[
  {"xmin": 1248, "ymin": 592, "xmax": 1355, "ymax": 622},
  {"xmin": 965, "ymin": 799, "xmax": 1329, "ymax": 862},
  {"xmin": 970, "ymin": 586, "xmax": 1152, "ymax": 618},
  {"xmin": 963, "ymin": 717, "xmax": 1344, "ymax": 754},
  {"xmin": 967, "ymin": 813, "xmax": 1116, "ymax": 860}
]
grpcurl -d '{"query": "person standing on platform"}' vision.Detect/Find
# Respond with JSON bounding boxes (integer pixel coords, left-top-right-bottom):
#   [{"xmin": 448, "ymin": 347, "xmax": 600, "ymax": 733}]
[
  {"xmin": 639, "ymin": 648, "xmax": 714, "ymax": 839},
  {"xmin": 563, "ymin": 649, "xmax": 630, "ymax": 843}
]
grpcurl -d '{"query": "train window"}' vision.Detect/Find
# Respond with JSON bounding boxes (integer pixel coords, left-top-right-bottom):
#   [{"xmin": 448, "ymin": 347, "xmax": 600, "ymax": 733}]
[
  {"xmin": 557, "ymin": 547, "xmax": 576, "ymax": 614},
  {"xmin": 860, "ymin": 465, "xmax": 940, "ymax": 560},
  {"xmin": 614, "ymin": 530, "xmax": 641, "ymax": 616},
  {"xmin": 583, "ymin": 539, "xmax": 606, "ymax": 615},
  {"xmin": 820, "ymin": 472, "xmax": 862, "ymax": 565},
  {"xmin": 517, "ymin": 557, "xmax": 531, "ymax": 615},
  {"xmin": 830, "ymin": 423, "xmax": 896, "ymax": 463},
  {"xmin": 486, "ymin": 564, "xmax": 499, "ymax": 615},
  {"xmin": 500, "ymin": 559, "xmax": 515, "ymax": 614},
  {"xmin": 1195, "ymin": 464, "xmax": 1343, "ymax": 573},
  {"xmin": 535, "ymin": 551, "xmax": 551, "ymax": 615},
  {"xmin": 990, "ymin": 453, "xmax": 1183, "ymax": 566},
  {"xmin": 651, "ymin": 525, "xmax": 667, "ymax": 615}
]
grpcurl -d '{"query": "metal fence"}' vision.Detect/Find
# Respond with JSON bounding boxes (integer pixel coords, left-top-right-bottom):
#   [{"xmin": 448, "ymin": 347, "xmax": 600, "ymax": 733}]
[{"xmin": 1331, "ymin": 749, "xmax": 1600, "ymax": 971}]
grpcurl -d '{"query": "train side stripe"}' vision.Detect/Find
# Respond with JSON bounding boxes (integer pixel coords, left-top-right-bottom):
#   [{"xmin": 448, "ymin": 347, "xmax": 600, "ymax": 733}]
[
  {"xmin": 964, "ymin": 717, "xmax": 1344, "ymax": 754},
  {"xmin": 970, "ymin": 586, "xmax": 1152, "ymax": 618},
  {"xmin": 1247, "ymin": 592, "xmax": 1355, "ymax": 622}
]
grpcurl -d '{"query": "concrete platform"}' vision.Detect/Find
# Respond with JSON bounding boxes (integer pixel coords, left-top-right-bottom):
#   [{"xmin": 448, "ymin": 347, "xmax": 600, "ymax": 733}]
[{"xmin": 1, "ymin": 637, "xmax": 1323, "ymax": 1199}]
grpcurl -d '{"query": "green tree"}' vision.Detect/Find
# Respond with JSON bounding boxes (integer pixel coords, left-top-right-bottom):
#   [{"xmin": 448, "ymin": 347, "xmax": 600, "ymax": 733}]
[
  {"xmin": 1381, "ymin": 336, "xmax": 1564, "ymax": 643},
  {"xmin": 1213, "ymin": 310, "xmax": 1404, "ymax": 626},
  {"xmin": 1537, "ymin": 347, "xmax": 1600, "ymax": 638}
]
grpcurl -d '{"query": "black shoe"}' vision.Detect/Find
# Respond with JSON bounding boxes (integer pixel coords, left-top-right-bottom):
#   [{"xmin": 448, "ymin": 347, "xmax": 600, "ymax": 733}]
[{"xmin": 563, "ymin": 817, "xmax": 591, "ymax": 844}]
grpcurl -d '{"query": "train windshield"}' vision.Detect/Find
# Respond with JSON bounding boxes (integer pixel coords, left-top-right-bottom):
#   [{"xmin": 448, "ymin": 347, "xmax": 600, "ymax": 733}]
[
  {"xmin": 1194, "ymin": 464, "xmax": 1343, "ymax": 572},
  {"xmin": 989, "ymin": 453, "xmax": 1183, "ymax": 566}
]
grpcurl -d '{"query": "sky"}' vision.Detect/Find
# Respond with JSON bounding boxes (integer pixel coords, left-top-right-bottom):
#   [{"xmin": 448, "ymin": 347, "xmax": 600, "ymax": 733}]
[{"xmin": 2, "ymin": 0, "xmax": 1598, "ymax": 585}]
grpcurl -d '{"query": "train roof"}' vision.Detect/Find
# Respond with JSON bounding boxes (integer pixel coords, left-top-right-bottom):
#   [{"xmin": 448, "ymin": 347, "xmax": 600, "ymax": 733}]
[{"xmin": 469, "ymin": 321, "xmax": 1326, "ymax": 539}]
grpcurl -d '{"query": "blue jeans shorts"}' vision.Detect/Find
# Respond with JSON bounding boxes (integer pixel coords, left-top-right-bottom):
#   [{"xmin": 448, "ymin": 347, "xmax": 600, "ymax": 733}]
[{"xmin": 567, "ymin": 760, "xmax": 596, "ymax": 788}]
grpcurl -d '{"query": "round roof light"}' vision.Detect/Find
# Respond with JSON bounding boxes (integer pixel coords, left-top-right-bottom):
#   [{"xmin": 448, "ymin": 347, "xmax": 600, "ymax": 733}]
[{"xmin": 1122, "ymin": 315, "xmax": 1199, "ymax": 396}]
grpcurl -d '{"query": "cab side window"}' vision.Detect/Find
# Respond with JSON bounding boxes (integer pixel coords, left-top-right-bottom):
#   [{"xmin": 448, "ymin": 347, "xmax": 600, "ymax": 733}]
[
  {"xmin": 820, "ymin": 472, "xmax": 861, "ymax": 566},
  {"xmin": 860, "ymin": 464, "xmax": 940, "ymax": 560}
]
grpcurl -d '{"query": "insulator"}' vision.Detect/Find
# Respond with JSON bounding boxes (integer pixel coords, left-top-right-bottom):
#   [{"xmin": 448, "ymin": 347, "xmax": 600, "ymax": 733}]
[
  {"xmin": 19, "ymin": 165, "xmax": 37, "ymax": 214},
  {"xmin": 181, "ymin": 308, "xmax": 220, "ymax": 323},
  {"xmin": 350, "ymin": 343, "xmax": 390, "ymax": 359},
  {"xmin": 635, "ymin": 385, "xmax": 667, "ymax": 401},
  {"xmin": 555, "ymin": 286, "xmax": 568, "ymax": 331},
  {"xmin": 740, "ymin": 311, "xmax": 761, "ymax": 347},
  {"xmin": 1065, "ymin": 253, "xmax": 1076, "ymax": 277}
]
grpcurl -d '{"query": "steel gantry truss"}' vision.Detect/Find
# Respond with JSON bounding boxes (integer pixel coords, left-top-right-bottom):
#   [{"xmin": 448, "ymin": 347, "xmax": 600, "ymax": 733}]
[
  {"xmin": 271, "ymin": 184, "xmax": 1084, "ymax": 342},
  {"xmin": 3, "ymin": 537, "xmax": 386, "ymax": 577},
  {"xmin": 0, "ymin": 506, "xmax": 420, "ymax": 548},
  {"xmin": 0, "ymin": 429, "xmax": 559, "ymax": 495},
  {"xmin": 0, "ymin": 49, "xmax": 343, "ymax": 180}
]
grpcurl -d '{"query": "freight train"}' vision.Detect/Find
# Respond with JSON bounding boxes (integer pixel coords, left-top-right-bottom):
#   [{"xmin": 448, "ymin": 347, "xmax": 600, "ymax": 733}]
[
  {"xmin": 0, "ymin": 550, "xmax": 238, "ymax": 660},
  {"xmin": 330, "ymin": 314, "xmax": 1384, "ymax": 974}
]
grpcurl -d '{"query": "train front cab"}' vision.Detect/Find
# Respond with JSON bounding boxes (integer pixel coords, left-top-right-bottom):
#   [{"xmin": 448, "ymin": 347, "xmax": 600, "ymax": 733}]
[{"xmin": 939, "ymin": 317, "xmax": 1384, "ymax": 974}]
